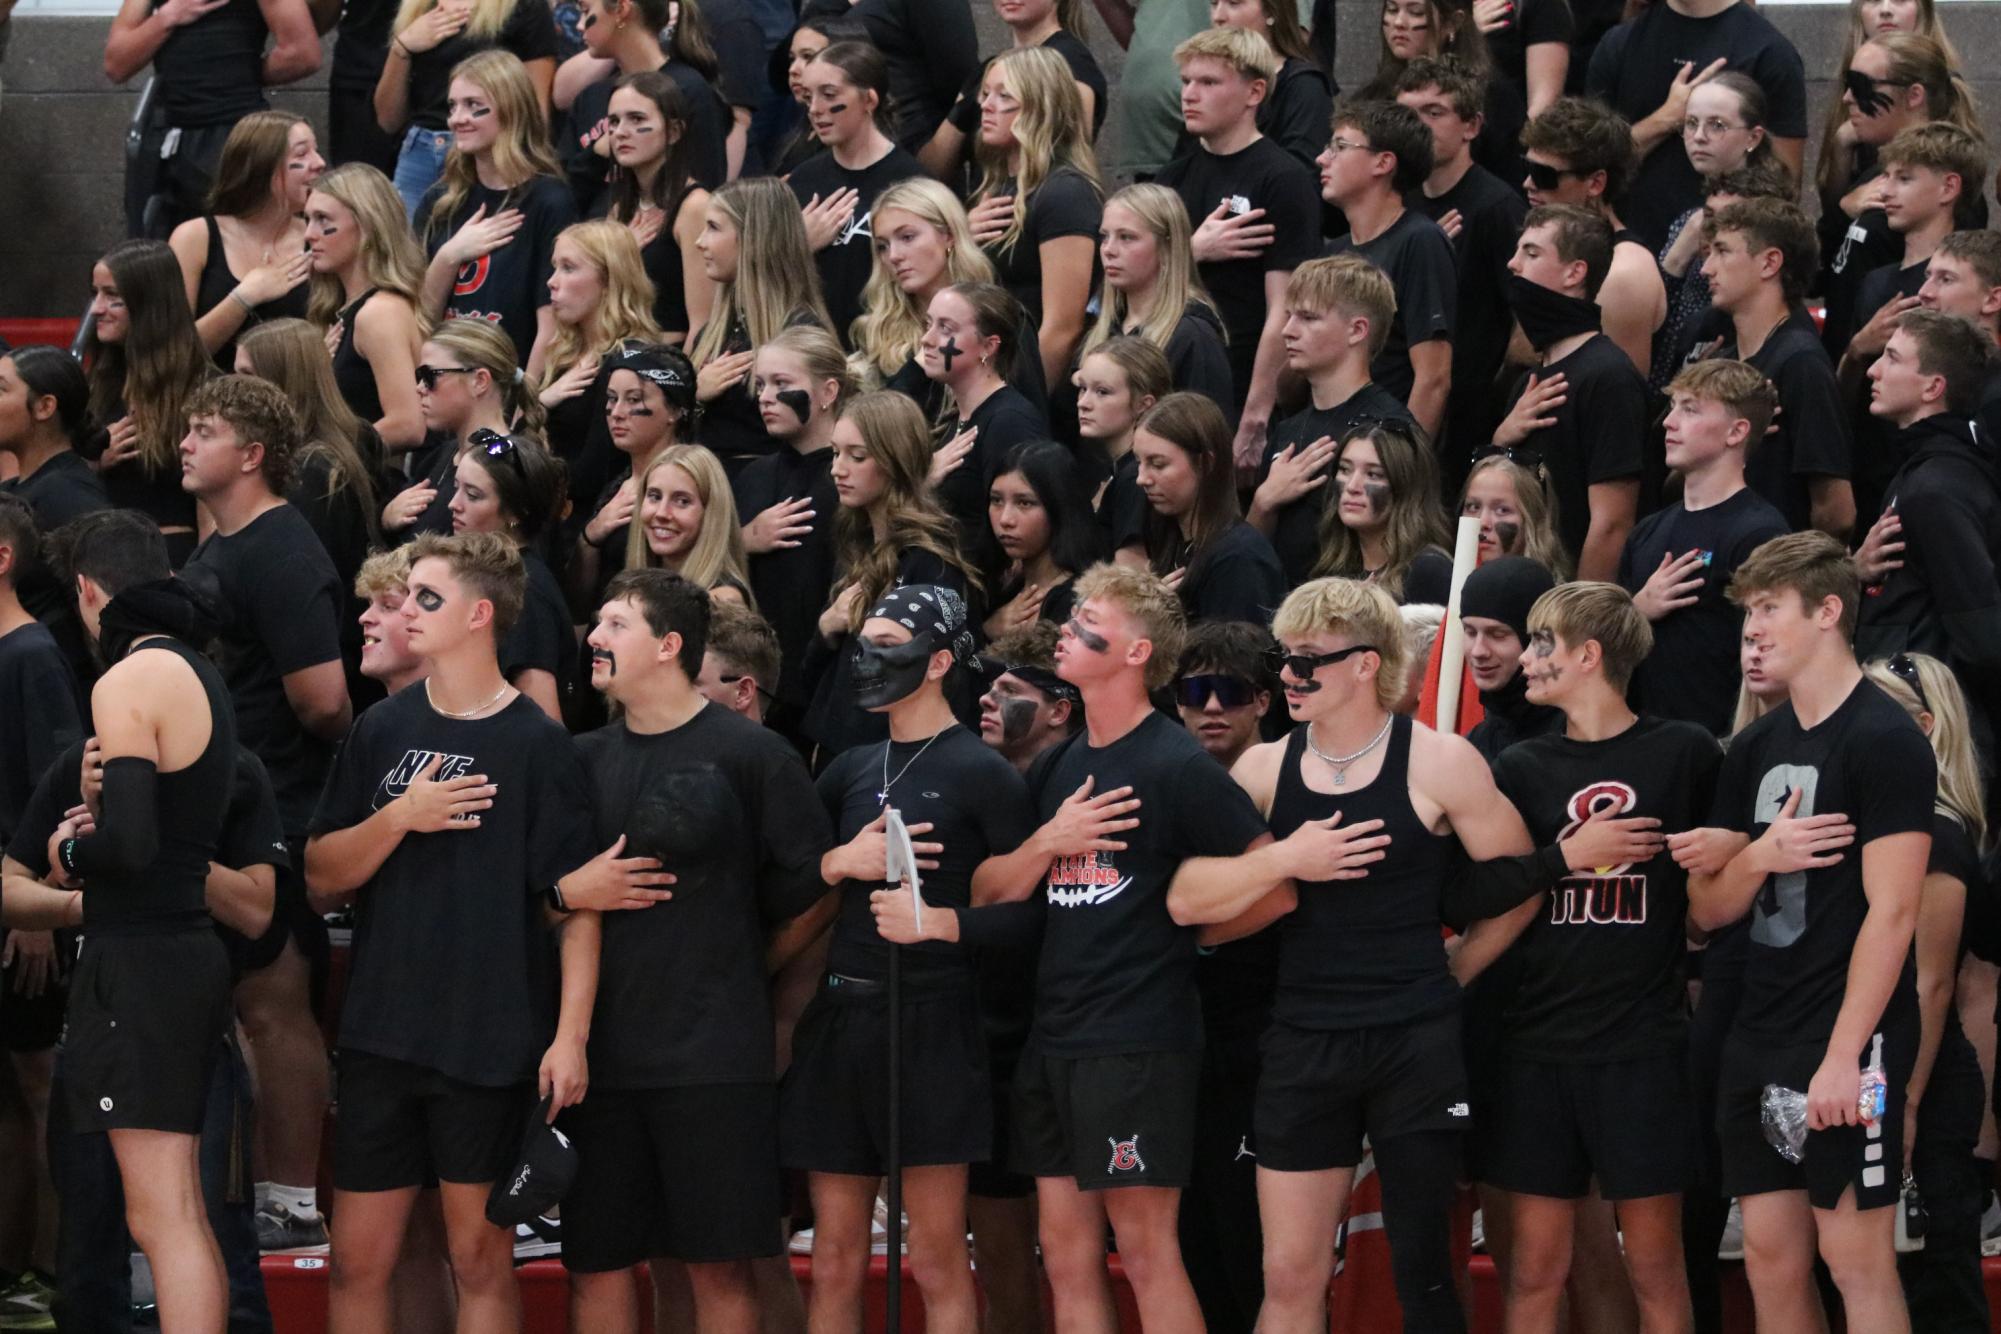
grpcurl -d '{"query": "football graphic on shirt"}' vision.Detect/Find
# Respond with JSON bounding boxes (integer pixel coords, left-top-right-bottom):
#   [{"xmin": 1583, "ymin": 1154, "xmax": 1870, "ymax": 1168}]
[{"xmin": 1046, "ymin": 851, "xmax": 1133, "ymax": 908}]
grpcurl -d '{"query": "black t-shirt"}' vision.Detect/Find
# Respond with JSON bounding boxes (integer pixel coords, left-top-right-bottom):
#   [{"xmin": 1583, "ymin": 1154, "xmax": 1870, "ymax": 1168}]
[
  {"xmin": 1715, "ymin": 310, "xmax": 1851, "ymax": 531},
  {"xmin": 1327, "ymin": 211, "xmax": 1458, "ymax": 403},
  {"xmin": 803, "ymin": 0, "xmax": 979, "ymax": 149},
  {"xmin": 787, "ymin": 145, "xmax": 926, "ymax": 345},
  {"xmin": 0, "ymin": 622, "xmax": 82, "ymax": 848},
  {"xmin": 184, "ymin": 504, "xmax": 346, "ymax": 838},
  {"xmin": 1482, "ymin": 0, "xmax": 1574, "ymax": 114},
  {"xmin": 499, "ymin": 551, "xmax": 574, "ymax": 695},
  {"xmin": 1710, "ymin": 680, "xmax": 1934, "ymax": 1044},
  {"xmin": 403, "ymin": 0, "xmax": 558, "ymax": 131},
  {"xmin": 1175, "ymin": 520, "xmax": 1287, "ymax": 627},
  {"xmin": 289, "ymin": 450, "xmax": 379, "ymax": 710},
  {"xmin": 333, "ymin": 0, "xmax": 398, "ymax": 92},
  {"xmin": 1157, "ymin": 304, "xmax": 1235, "ymax": 406},
  {"xmin": 419, "ymin": 176, "xmax": 577, "ymax": 369},
  {"xmin": 2, "ymin": 450, "xmax": 108, "ymax": 663},
  {"xmin": 732, "ymin": 446, "xmax": 838, "ymax": 712},
  {"xmin": 980, "ymin": 168, "xmax": 1102, "ymax": 327},
  {"xmin": 1259, "ymin": 59, "xmax": 1335, "ymax": 173},
  {"xmin": 1584, "ymin": 2, "xmax": 1807, "ymax": 249},
  {"xmin": 1491, "ymin": 716, "xmax": 1722, "ymax": 1062},
  {"xmin": 801, "ymin": 549, "xmax": 969, "ymax": 756},
  {"xmin": 948, "ymin": 30, "xmax": 1108, "ymax": 140},
  {"xmin": 1417, "ymin": 165, "xmax": 1527, "ymax": 454},
  {"xmin": 819, "ymin": 724, "xmax": 1033, "ymax": 990},
  {"xmin": 1157, "ymin": 139, "xmax": 1323, "ymax": 410},
  {"xmin": 577, "ymin": 705, "xmax": 831, "ymax": 1087},
  {"xmin": 938, "ymin": 385, "xmax": 1048, "ymax": 541},
  {"xmin": 1818, "ymin": 194, "xmax": 1897, "ymax": 360},
  {"xmin": 1257, "ymin": 383, "xmax": 1416, "ymax": 587},
  {"xmin": 1618, "ymin": 486, "xmax": 1789, "ymax": 736},
  {"xmin": 565, "ymin": 63, "xmax": 729, "ymax": 212},
  {"xmin": 152, "ymin": 0, "xmax": 267, "ymax": 126},
  {"xmin": 700, "ymin": 0, "xmax": 770, "ymax": 114},
  {"xmin": 1015, "ymin": 712, "xmax": 1267, "ymax": 1056},
  {"xmin": 1500, "ymin": 333, "xmax": 1645, "ymax": 563},
  {"xmin": 311, "ymin": 688, "xmax": 596, "ymax": 1086}
]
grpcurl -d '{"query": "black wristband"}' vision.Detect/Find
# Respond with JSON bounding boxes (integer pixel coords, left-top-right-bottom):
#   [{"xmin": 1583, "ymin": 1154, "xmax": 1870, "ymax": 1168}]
[
  {"xmin": 58, "ymin": 838, "xmax": 80, "ymax": 877},
  {"xmin": 546, "ymin": 881, "xmax": 570, "ymax": 913},
  {"xmin": 1532, "ymin": 841, "xmax": 1571, "ymax": 890}
]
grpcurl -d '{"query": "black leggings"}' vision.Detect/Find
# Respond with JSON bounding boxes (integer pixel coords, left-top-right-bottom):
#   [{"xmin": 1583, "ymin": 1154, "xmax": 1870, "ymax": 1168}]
[{"xmin": 1375, "ymin": 1130, "xmax": 1468, "ymax": 1334}]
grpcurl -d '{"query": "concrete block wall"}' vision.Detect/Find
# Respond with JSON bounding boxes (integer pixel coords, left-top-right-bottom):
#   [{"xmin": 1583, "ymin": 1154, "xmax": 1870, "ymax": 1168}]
[{"xmin": 3, "ymin": 1, "xmax": 2000, "ymax": 319}]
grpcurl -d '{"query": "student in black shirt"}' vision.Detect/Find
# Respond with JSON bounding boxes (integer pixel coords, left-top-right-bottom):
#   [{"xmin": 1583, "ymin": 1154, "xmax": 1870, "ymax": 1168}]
[
  {"xmin": 788, "ymin": 584, "xmax": 1033, "ymax": 1331},
  {"xmin": 922, "ymin": 283, "xmax": 1049, "ymax": 541},
  {"xmin": 579, "ymin": 352, "xmax": 708, "ymax": 609},
  {"xmin": 1492, "ymin": 205, "xmax": 1643, "ymax": 581},
  {"xmin": 330, "ymin": 0, "xmax": 405, "ymax": 174},
  {"xmin": 1076, "ymin": 337, "xmax": 1171, "ymax": 561},
  {"xmin": 305, "ymin": 532, "xmax": 600, "ymax": 1333},
  {"xmin": 376, "ymin": 0, "xmax": 557, "ymax": 217},
  {"xmin": 921, "ymin": 0, "xmax": 1108, "ymax": 178},
  {"xmin": 1085, "ymin": 185, "xmax": 1234, "ymax": 409},
  {"xmin": 962, "ymin": 47, "xmax": 1103, "ymax": 392},
  {"xmin": 1134, "ymin": 393, "xmax": 1285, "ymax": 627},
  {"xmin": 593, "ymin": 72, "xmax": 715, "ymax": 342},
  {"xmin": 1458, "ymin": 452, "xmax": 1572, "ymax": 578},
  {"xmin": 1156, "ymin": 27, "xmax": 1321, "ymax": 447},
  {"xmin": 1247, "ymin": 257, "xmax": 1420, "ymax": 589},
  {"xmin": 977, "ymin": 620, "xmax": 1083, "ymax": 774},
  {"xmin": 1691, "ymin": 532, "xmax": 1934, "ymax": 1334},
  {"xmin": 1397, "ymin": 59, "xmax": 1526, "ymax": 471},
  {"xmin": 982, "ymin": 440, "xmax": 1104, "ymax": 639},
  {"xmin": 1478, "ymin": 583, "xmax": 1722, "ymax": 1333},
  {"xmin": 1207, "ymin": 0, "xmax": 1333, "ymax": 171},
  {"xmin": 1360, "ymin": 0, "xmax": 1523, "ymax": 181},
  {"xmin": 564, "ymin": 569, "xmax": 831, "ymax": 1329},
  {"xmin": 1478, "ymin": 0, "xmax": 1570, "ymax": 121},
  {"xmin": 1301, "ymin": 421, "xmax": 1454, "ymax": 606},
  {"xmin": 799, "ymin": 0, "xmax": 977, "ymax": 151},
  {"xmin": 1916, "ymin": 230, "xmax": 2001, "ymax": 443},
  {"xmin": 1321, "ymin": 100, "xmax": 1455, "ymax": 444},
  {"xmin": 880, "ymin": 564, "xmax": 1276, "ymax": 1334},
  {"xmin": 1583, "ymin": 0, "xmax": 1807, "ymax": 249},
  {"xmin": 556, "ymin": 0, "xmax": 731, "ymax": 206},
  {"xmin": 0, "ymin": 497, "xmax": 83, "ymax": 847},
  {"xmin": 787, "ymin": 43, "xmax": 927, "ymax": 345},
  {"xmin": 849, "ymin": 177, "xmax": 1000, "ymax": 405},
  {"xmin": 384, "ymin": 320, "xmax": 547, "ymax": 542},
  {"xmin": 1699, "ymin": 199, "xmax": 1856, "ymax": 538},
  {"xmin": 0, "ymin": 347, "xmax": 109, "ymax": 679},
  {"xmin": 1620, "ymin": 360, "xmax": 1788, "ymax": 736},
  {"xmin": 416, "ymin": 52, "xmax": 578, "ymax": 372},
  {"xmin": 1461, "ymin": 555, "xmax": 1563, "ymax": 761}
]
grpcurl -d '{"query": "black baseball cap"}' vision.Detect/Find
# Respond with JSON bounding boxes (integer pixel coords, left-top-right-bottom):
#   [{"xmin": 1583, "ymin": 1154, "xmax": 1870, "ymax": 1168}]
[{"xmin": 485, "ymin": 1095, "xmax": 578, "ymax": 1227}]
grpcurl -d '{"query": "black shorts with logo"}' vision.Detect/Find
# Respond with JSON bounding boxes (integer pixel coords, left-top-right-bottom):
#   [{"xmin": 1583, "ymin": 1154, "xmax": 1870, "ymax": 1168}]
[
  {"xmin": 1010, "ymin": 1044, "xmax": 1201, "ymax": 1191},
  {"xmin": 63, "ymin": 929, "xmax": 231, "ymax": 1134},
  {"xmin": 562, "ymin": 1083, "xmax": 784, "ymax": 1271},
  {"xmin": 332, "ymin": 1049, "xmax": 529, "ymax": 1192},
  {"xmin": 1474, "ymin": 1050, "xmax": 1692, "ymax": 1200},
  {"xmin": 1254, "ymin": 1009, "xmax": 1469, "ymax": 1172},
  {"xmin": 778, "ymin": 978, "xmax": 992, "ymax": 1175}
]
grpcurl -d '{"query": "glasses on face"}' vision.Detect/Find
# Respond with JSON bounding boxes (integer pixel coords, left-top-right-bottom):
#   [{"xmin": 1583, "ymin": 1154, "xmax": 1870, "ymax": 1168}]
[
  {"xmin": 1269, "ymin": 644, "xmax": 1378, "ymax": 679},
  {"xmin": 1682, "ymin": 116, "xmax": 1747, "ymax": 138},
  {"xmin": 1174, "ymin": 673, "xmax": 1259, "ymax": 710},
  {"xmin": 1524, "ymin": 160, "xmax": 1580, "ymax": 191},
  {"xmin": 415, "ymin": 364, "xmax": 476, "ymax": 390},
  {"xmin": 1887, "ymin": 653, "xmax": 1932, "ymax": 714},
  {"xmin": 1328, "ymin": 136, "xmax": 1374, "ymax": 155},
  {"xmin": 468, "ymin": 427, "xmax": 525, "ymax": 474}
]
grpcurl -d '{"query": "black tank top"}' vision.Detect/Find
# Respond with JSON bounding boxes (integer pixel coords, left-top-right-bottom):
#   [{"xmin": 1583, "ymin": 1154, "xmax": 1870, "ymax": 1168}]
[
  {"xmin": 332, "ymin": 288, "xmax": 385, "ymax": 425},
  {"xmin": 84, "ymin": 638, "xmax": 238, "ymax": 936},
  {"xmin": 195, "ymin": 216, "xmax": 311, "ymax": 369},
  {"xmin": 1269, "ymin": 715, "xmax": 1461, "ymax": 1030}
]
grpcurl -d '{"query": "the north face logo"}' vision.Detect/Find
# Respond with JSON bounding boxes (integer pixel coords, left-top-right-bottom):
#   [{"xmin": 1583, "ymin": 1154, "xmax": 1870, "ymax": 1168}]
[{"xmin": 1107, "ymin": 1134, "xmax": 1145, "ymax": 1174}]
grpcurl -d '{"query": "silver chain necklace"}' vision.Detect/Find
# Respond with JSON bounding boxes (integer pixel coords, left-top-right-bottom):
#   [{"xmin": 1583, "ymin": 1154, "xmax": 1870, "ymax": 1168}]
[
  {"xmin": 1304, "ymin": 715, "xmax": 1394, "ymax": 787},
  {"xmin": 426, "ymin": 679, "xmax": 511, "ymax": 720},
  {"xmin": 878, "ymin": 724, "xmax": 955, "ymax": 805}
]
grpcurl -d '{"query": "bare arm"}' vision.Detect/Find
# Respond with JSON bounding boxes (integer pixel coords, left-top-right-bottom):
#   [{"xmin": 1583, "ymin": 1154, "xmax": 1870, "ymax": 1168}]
[
  {"xmin": 1806, "ymin": 831, "xmax": 1928, "ymax": 1129},
  {"xmin": 510, "ymin": 667, "xmax": 562, "ymax": 723},
  {"xmin": 282, "ymin": 661, "xmax": 353, "ymax": 744},
  {"xmin": 918, "ymin": 117, "xmax": 969, "ymax": 182},
  {"xmin": 1087, "ymin": 0, "xmax": 1135, "ymax": 47},
  {"xmin": 538, "ymin": 906, "xmax": 601, "ymax": 1115},
  {"xmin": 374, "ymin": 35, "xmax": 412, "ymax": 133},
  {"xmin": 0, "ymin": 857, "xmax": 83, "ymax": 932},
  {"xmin": 1523, "ymin": 42, "xmax": 1568, "ymax": 118},
  {"xmin": 1450, "ymin": 893, "xmax": 1542, "ymax": 985},
  {"xmin": 1769, "ymin": 137, "xmax": 1805, "ymax": 184},
  {"xmin": 523, "ymin": 56, "xmax": 555, "ymax": 126},
  {"xmin": 304, "ymin": 754, "xmax": 497, "ymax": 899},
  {"xmin": 1036, "ymin": 235, "xmax": 1096, "ymax": 388},
  {"xmin": 553, "ymin": 51, "xmax": 614, "ymax": 112},
  {"xmin": 1239, "ymin": 271, "xmax": 1294, "ymax": 444},
  {"xmin": 353, "ymin": 294, "xmax": 426, "ymax": 452},
  {"xmin": 767, "ymin": 892, "xmax": 837, "ymax": 974},
  {"xmin": 725, "ymin": 105, "xmax": 753, "ymax": 182},
  {"xmin": 1405, "ymin": 338, "xmax": 1451, "ymax": 443},
  {"xmin": 1578, "ymin": 479, "xmax": 1639, "ymax": 582},
  {"xmin": 1599, "ymin": 259, "xmax": 1660, "ymax": 379},
  {"xmin": 207, "ymin": 861, "xmax": 276, "ymax": 938},
  {"xmin": 105, "ymin": 0, "xmax": 193, "ymax": 84},
  {"xmin": 1907, "ymin": 867, "xmax": 1967, "ymax": 1114},
  {"xmin": 258, "ymin": 0, "xmax": 322, "ymax": 85},
  {"xmin": 1808, "ymin": 476, "xmax": 1856, "ymax": 543}
]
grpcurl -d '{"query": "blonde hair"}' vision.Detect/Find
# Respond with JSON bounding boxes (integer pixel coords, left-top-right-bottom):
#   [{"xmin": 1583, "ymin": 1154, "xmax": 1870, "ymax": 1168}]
[
  {"xmin": 1173, "ymin": 23, "xmax": 1281, "ymax": 84},
  {"xmin": 627, "ymin": 443, "xmax": 753, "ymax": 599},
  {"xmin": 238, "ymin": 319, "xmax": 382, "ymax": 542},
  {"xmin": 1864, "ymin": 653, "xmax": 1987, "ymax": 846},
  {"xmin": 972, "ymin": 47, "xmax": 1100, "ymax": 259},
  {"xmin": 1271, "ymin": 576, "xmax": 1407, "ymax": 712},
  {"xmin": 688, "ymin": 178, "xmax": 832, "ymax": 366},
  {"xmin": 833, "ymin": 391, "xmax": 980, "ymax": 631},
  {"xmin": 1460, "ymin": 454, "xmax": 1571, "ymax": 579},
  {"xmin": 1083, "ymin": 184, "xmax": 1218, "ymax": 359},
  {"xmin": 424, "ymin": 318, "xmax": 548, "ymax": 440},
  {"xmin": 761, "ymin": 325, "xmax": 856, "ymax": 418},
  {"xmin": 355, "ymin": 546, "xmax": 415, "ymax": 599},
  {"xmin": 1286, "ymin": 255, "xmax": 1396, "ymax": 359},
  {"xmin": 422, "ymin": 51, "xmax": 563, "ymax": 245},
  {"xmin": 307, "ymin": 163, "xmax": 431, "ymax": 330},
  {"xmin": 392, "ymin": 0, "xmax": 513, "ymax": 48},
  {"xmin": 536, "ymin": 221, "xmax": 663, "ymax": 394},
  {"xmin": 1526, "ymin": 582, "xmax": 1652, "ymax": 692},
  {"xmin": 852, "ymin": 178, "xmax": 995, "ymax": 378},
  {"xmin": 1071, "ymin": 561, "xmax": 1188, "ymax": 690}
]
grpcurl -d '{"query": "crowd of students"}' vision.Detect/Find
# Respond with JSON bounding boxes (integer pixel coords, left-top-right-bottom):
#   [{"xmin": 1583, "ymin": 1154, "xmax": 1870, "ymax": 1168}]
[{"xmin": 2, "ymin": 0, "xmax": 2001, "ymax": 1331}]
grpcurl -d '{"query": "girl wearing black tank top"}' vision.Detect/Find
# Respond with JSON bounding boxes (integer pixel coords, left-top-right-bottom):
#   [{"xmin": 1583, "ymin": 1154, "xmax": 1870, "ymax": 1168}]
[
  {"xmin": 305, "ymin": 164, "xmax": 429, "ymax": 454},
  {"xmin": 50, "ymin": 512, "xmax": 239, "ymax": 1331},
  {"xmin": 597, "ymin": 71, "xmax": 714, "ymax": 343},
  {"xmin": 168, "ymin": 112, "xmax": 322, "ymax": 368}
]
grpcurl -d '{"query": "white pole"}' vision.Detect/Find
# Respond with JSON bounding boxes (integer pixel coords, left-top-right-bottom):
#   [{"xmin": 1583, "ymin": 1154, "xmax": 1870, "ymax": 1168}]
[{"xmin": 1434, "ymin": 515, "xmax": 1483, "ymax": 735}]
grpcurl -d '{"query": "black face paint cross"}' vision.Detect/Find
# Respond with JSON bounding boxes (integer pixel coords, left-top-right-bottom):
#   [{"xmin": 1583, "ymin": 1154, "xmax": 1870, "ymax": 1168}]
[
  {"xmin": 775, "ymin": 388, "xmax": 813, "ymax": 424},
  {"xmin": 1066, "ymin": 618, "xmax": 1110, "ymax": 653},
  {"xmin": 938, "ymin": 336, "xmax": 962, "ymax": 374}
]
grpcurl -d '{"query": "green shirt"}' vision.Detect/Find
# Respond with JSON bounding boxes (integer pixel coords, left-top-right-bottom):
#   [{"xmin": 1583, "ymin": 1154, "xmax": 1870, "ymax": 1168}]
[{"xmin": 1117, "ymin": 0, "xmax": 1210, "ymax": 177}]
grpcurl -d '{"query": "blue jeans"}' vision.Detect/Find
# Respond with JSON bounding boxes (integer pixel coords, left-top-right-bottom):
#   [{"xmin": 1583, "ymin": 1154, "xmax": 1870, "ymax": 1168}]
[
  {"xmin": 392, "ymin": 125, "xmax": 453, "ymax": 222},
  {"xmin": 49, "ymin": 1032, "xmax": 272, "ymax": 1333}
]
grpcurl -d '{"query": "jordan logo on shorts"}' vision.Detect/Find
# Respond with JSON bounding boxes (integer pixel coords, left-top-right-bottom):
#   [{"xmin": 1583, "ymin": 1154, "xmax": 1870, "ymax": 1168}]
[{"xmin": 1107, "ymin": 1134, "xmax": 1145, "ymax": 1174}]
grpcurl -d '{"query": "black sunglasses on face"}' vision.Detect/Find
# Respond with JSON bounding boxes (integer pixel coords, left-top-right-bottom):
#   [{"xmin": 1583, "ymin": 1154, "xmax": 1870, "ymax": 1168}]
[
  {"xmin": 415, "ymin": 364, "xmax": 477, "ymax": 390},
  {"xmin": 1270, "ymin": 644, "xmax": 1378, "ymax": 679},
  {"xmin": 1524, "ymin": 160, "xmax": 1578, "ymax": 191},
  {"xmin": 1887, "ymin": 653, "xmax": 1931, "ymax": 715},
  {"xmin": 1174, "ymin": 673, "xmax": 1259, "ymax": 710}
]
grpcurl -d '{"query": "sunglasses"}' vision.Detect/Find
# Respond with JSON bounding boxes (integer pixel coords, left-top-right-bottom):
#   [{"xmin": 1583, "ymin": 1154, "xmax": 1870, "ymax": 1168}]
[
  {"xmin": 468, "ymin": 427, "xmax": 525, "ymax": 473},
  {"xmin": 1524, "ymin": 160, "xmax": 1581, "ymax": 192},
  {"xmin": 415, "ymin": 364, "xmax": 477, "ymax": 390},
  {"xmin": 1269, "ymin": 644, "xmax": 1378, "ymax": 679},
  {"xmin": 1887, "ymin": 653, "xmax": 1931, "ymax": 715},
  {"xmin": 1174, "ymin": 674, "xmax": 1259, "ymax": 710}
]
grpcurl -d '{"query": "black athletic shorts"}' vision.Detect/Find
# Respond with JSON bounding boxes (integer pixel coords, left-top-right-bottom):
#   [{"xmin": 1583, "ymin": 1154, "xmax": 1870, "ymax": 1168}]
[
  {"xmin": 234, "ymin": 848, "xmax": 330, "ymax": 981},
  {"xmin": 1717, "ymin": 1012, "xmax": 1917, "ymax": 1211},
  {"xmin": 63, "ymin": 929, "xmax": 231, "ymax": 1134},
  {"xmin": 779, "ymin": 978, "xmax": 992, "ymax": 1175},
  {"xmin": 1, "ymin": 928, "xmax": 69, "ymax": 1052},
  {"xmin": 1010, "ymin": 1044, "xmax": 1200, "ymax": 1191},
  {"xmin": 561, "ymin": 1083, "xmax": 784, "ymax": 1271},
  {"xmin": 1254, "ymin": 1009, "xmax": 1470, "ymax": 1172},
  {"xmin": 968, "ymin": 1070, "xmax": 1035, "ymax": 1200},
  {"xmin": 1474, "ymin": 1051, "xmax": 1691, "ymax": 1200},
  {"xmin": 332, "ymin": 1049, "xmax": 528, "ymax": 1192}
]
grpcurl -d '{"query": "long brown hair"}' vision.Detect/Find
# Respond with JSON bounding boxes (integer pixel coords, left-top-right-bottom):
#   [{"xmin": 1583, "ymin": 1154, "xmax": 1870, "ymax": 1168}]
[
  {"xmin": 239, "ymin": 319, "xmax": 383, "ymax": 544},
  {"xmin": 208, "ymin": 110, "xmax": 308, "ymax": 218},
  {"xmin": 85, "ymin": 239, "xmax": 212, "ymax": 475},
  {"xmin": 833, "ymin": 391, "xmax": 981, "ymax": 630},
  {"xmin": 1311, "ymin": 420, "xmax": 1449, "ymax": 597},
  {"xmin": 1135, "ymin": 392, "xmax": 1240, "ymax": 575}
]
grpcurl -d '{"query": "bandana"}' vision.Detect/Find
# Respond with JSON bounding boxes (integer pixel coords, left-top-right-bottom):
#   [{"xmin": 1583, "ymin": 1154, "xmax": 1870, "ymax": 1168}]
[
  {"xmin": 850, "ymin": 584, "xmax": 980, "ymax": 709},
  {"xmin": 97, "ymin": 576, "xmax": 219, "ymax": 663},
  {"xmin": 607, "ymin": 344, "xmax": 696, "ymax": 413}
]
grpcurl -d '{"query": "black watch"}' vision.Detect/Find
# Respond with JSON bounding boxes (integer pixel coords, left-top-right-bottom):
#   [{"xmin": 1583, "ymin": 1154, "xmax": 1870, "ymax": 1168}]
[{"xmin": 545, "ymin": 881, "xmax": 570, "ymax": 913}]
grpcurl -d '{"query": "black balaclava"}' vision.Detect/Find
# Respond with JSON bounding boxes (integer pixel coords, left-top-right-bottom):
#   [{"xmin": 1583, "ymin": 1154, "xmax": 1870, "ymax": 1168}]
[
  {"xmin": 851, "ymin": 584, "xmax": 980, "ymax": 709},
  {"xmin": 1460, "ymin": 555, "xmax": 1560, "ymax": 740}
]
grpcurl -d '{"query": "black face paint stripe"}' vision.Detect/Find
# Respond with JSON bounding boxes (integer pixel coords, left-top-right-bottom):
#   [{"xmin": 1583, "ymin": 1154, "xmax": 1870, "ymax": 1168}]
[
  {"xmin": 999, "ymin": 695, "xmax": 1037, "ymax": 744},
  {"xmin": 1362, "ymin": 482, "xmax": 1391, "ymax": 517},
  {"xmin": 775, "ymin": 388, "xmax": 812, "ymax": 424},
  {"xmin": 1066, "ymin": 619, "xmax": 1109, "ymax": 653},
  {"xmin": 1493, "ymin": 520, "xmax": 1521, "ymax": 552}
]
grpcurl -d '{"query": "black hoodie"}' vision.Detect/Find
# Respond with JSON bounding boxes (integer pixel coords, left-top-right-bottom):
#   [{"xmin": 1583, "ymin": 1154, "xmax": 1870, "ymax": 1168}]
[
  {"xmin": 1467, "ymin": 672, "xmax": 1564, "ymax": 764},
  {"xmin": 1856, "ymin": 411, "xmax": 2001, "ymax": 751}
]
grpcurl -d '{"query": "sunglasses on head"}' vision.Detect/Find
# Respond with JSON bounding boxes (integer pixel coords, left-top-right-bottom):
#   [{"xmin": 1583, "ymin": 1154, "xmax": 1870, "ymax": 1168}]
[
  {"xmin": 1887, "ymin": 653, "xmax": 1931, "ymax": 715},
  {"xmin": 1524, "ymin": 160, "xmax": 1579, "ymax": 192},
  {"xmin": 1174, "ymin": 673, "xmax": 1259, "ymax": 710},
  {"xmin": 468, "ymin": 427, "xmax": 525, "ymax": 473},
  {"xmin": 415, "ymin": 364, "xmax": 477, "ymax": 390},
  {"xmin": 1472, "ymin": 444, "xmax": 1551, "ymax": 486},
  {"xmin": 1269, "ymin": 644, "xmax": 1378, "ymax": 679}
]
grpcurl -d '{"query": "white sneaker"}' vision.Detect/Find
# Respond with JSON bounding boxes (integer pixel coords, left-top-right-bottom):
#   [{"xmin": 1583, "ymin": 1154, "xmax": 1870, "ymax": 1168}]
[
  {"xmin": 1470, "ymin": 1208, "xmax": 1485, "ymax": 1253},
  {"xmin": 1981, "ymin": 1194, "xmax": 2001, "ymax": 1256},
  {"xmin": 789, "ymin": 1227, "xmax": 816, "ymax": 1256},
  {"xmin": 1717, "ymin": 1199, "xmax": 1745, "ymax": 1261},
  {"xmin": 512, "ymin": 1214, "xmax": 562, "ymax": 1260}
]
